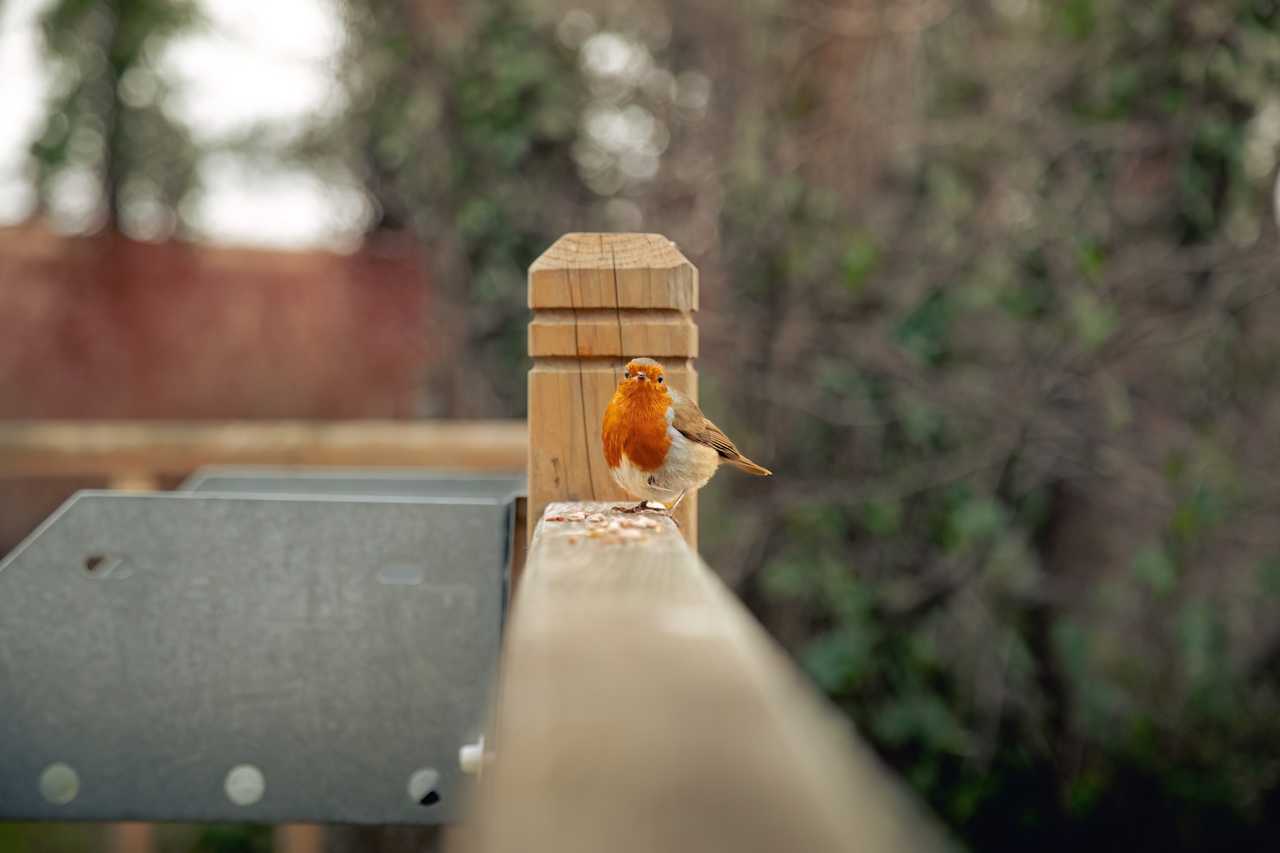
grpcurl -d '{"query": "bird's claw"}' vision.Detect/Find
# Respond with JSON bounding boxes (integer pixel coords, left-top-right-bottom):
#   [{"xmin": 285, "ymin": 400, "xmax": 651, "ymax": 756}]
[{"xmin": 612, "ymin": 501, "xmax": 668, "ymax": 515}]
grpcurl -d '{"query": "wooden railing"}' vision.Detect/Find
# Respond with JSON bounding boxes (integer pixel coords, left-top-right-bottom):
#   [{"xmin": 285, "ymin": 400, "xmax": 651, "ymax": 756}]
[
  {"xmin": 0, "ymin": 420, "xmax": 527, "ymax": 485},
  {"xmin": 458, "ymin": 501, "xmax": 947, "ymax": 853}
]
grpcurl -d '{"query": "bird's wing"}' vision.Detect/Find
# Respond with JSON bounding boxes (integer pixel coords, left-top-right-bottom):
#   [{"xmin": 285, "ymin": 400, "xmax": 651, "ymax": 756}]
[{"xmin": 670, "ymin": 389, "xmax": 771, "ymax": 475}]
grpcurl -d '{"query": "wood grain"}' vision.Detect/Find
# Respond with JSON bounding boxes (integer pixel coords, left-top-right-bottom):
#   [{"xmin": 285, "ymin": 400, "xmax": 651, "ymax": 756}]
[
  {"xmin": 0, "ymin": 420, "xmax": 527, "ymax": 477},
  {"xmin": 527, "ymin": 234, "xmax": 699, "ymax": 546},
  {"xmin": 456, "ymin": 502, "xmax": 950, "ymax": 853},
  {"xmin": 528, "ymin": 233, "xmax": 697, "ymax": 311},
  {"xmin": 529, "ymin": 309, "xmax": 696, "ymax": 357}
]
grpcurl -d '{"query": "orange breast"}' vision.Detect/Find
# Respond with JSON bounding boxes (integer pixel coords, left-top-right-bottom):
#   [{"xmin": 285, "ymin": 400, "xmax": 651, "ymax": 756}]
[{"xmin": 602, "ymin": 385, "xmax": 671, "ymax": 472}]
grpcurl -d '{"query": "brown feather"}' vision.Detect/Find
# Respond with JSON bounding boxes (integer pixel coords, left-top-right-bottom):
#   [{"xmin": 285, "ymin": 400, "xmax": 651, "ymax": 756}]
[{"xmin": 670, "ymin": 389, "xmax": 772, "ymax": 476}]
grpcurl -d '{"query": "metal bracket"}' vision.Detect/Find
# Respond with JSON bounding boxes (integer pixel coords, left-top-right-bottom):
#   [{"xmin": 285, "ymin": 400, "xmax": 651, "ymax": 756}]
[
  {"xmin": 0, "ymin": 470, "xmax": 521, "ymax": 824},
  {"xmin": 179, "ymin": 467, "xmax": 526, "ymax": 503}
]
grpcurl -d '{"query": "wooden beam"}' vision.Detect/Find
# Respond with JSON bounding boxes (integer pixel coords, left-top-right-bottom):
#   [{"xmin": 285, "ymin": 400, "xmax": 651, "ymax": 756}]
[
  {"xmin": 272, "ymin": 824, "xmax": 325, "ymax": 853},
  {"xmin": 107, "ymin": 473, "xmax": 162, "ymax": 493},
  {"xmin": 0, "ymin": 420, "xmax": 527, "ymax": 477},
  {"xmin": 457, "ymin": 502, "xmax": 950, "ymax": 853},
  {"xmin": 105, "ymin": 823, "xmax": 155, "ymax": 853},
  {"xmin": 527, "ymin": 234, "xmax": 699, "ymax": 546}
]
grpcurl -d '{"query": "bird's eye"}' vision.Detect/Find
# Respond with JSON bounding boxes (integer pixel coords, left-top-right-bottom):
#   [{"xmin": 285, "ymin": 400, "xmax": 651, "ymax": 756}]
[{"xmin": 657, "ymin": 376, "xmax": 664, "ymax": 383}]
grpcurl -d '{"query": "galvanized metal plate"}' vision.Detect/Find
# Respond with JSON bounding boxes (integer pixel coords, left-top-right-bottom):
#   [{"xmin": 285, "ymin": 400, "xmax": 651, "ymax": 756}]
[
  {"xmin": 0, "ymin": 491, "xmax": 510, "ymax": 824},
  {"xmin": 180, "ymin": 467, "xmax": 526, "ymax": 502}
]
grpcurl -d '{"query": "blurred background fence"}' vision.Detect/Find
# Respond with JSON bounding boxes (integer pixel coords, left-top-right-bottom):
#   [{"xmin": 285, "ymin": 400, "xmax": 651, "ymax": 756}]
[{"xmin": 4, "ymin": 0, "xmax": 1280, "ymax": 850}]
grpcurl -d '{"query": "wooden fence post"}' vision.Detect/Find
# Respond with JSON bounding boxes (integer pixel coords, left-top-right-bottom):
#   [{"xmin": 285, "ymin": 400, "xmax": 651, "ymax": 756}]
[{"xmin": 527, "ymin": 233, "xmax": 699, "ymax": 547}]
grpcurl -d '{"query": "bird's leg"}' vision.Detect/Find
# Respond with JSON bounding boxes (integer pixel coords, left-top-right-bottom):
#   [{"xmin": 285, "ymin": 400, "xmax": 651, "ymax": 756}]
[
  {"xmin": 613, "ymin": 500, "xmax": 660, "ymax": 514},
  {"xmin": 643, "ymin": 492, "xmax": 687, "ymax": 528}
]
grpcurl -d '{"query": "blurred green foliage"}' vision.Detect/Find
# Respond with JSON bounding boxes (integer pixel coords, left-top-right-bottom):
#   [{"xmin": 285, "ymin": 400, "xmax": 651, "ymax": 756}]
[
  {"xmin": 190, "ymin": 825, "xmax": 270, "ymax": 853},
  {"xmin": 707, "ymin": 0, "xmax": 1280, "ymax": 849},
  {"xmin": 0, "ymin": 823, "xmax": 97, "ymax": 853},
  {"xmin": 286, "ymin": 0, "xmax": 592, "ymax": 414},
  {"xmin": 29, "ymin": 0, "xmax": 201, "ymax": 233}
]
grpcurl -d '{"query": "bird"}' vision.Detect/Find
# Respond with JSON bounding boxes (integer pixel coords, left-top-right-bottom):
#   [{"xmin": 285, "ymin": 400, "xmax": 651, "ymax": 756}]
[{"xmin": 601, "ymin": 357, "xmax": 771, "ymax": 515}]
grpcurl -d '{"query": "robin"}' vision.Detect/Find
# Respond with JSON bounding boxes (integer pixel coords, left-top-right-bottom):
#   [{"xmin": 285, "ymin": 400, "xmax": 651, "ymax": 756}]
[{"xmin": 602, "ymin": 357, "xmax": 772, "ymax": 514}]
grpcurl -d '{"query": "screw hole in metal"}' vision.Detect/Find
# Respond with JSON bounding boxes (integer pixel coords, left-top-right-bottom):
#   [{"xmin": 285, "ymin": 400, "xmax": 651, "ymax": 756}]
[
  {"xmin": 83, "ymin": 553, "xmax": 128, "ymax": 578},
  {"xmin": 408, "ymin": 768, "xmax": 440, "ymax": 807}
]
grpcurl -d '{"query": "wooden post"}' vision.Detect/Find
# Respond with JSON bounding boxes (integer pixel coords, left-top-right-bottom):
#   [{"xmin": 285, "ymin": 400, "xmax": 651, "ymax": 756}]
[
  {"xmin": 273, "ymin": 824, "xmax": 326, "ymax": 853},
  {"xmin": 106, "ymin": 823, "xmax": 155, "ymax": 853},
  {"xmin": 107, "ymin": 472, "xmax": 161, "ymax": 492},
  {"xmin": 527, "ymin": 234, "xmax": 699, "ymax": 547}
]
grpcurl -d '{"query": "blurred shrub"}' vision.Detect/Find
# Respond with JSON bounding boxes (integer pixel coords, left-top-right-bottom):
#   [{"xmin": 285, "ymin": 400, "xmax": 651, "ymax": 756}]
[
  {"xmin": 30, "ymin": 0, "xmax": 202, "ymax": 235},
  {"xmin": 721, "ymin": 1, "xmax": 1280, "ymax": 849},
  {"xmin": 192, "ymin": 825, "xmax": 271, "ymax": 853}
]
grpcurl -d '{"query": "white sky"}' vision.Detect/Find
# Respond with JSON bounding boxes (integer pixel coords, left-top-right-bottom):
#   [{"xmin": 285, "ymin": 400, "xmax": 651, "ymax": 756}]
[
  {"xmin": 0, "ymin": 0, "xmax": 362, "ymax": 250},
  {"xmin": 0, "ymin": 0, "xmax": 48, "ymax": 222}
]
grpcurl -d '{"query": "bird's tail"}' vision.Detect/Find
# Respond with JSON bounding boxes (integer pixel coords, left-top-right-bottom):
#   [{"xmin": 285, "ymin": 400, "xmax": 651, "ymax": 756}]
[{"xmin": 727, "ymin": 455, "xmax": 772, "ymax": 477}]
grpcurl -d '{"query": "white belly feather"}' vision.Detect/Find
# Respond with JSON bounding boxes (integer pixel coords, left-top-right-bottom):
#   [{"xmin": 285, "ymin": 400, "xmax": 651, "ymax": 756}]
[{"xmin": 609, "ymin": 406, "xmax": 721, "ymax": 503}]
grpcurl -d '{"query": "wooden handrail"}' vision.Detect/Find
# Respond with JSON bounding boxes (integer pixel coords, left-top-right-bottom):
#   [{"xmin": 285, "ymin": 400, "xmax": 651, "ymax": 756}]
[
  {"xmin": 0, "ymin": 420, "xmax": 527, "ymax": 477},
  {"xmin": 458, "ymin": 502, "xmax": 948, "ymax": 853}
]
